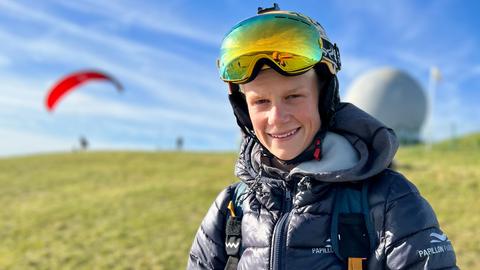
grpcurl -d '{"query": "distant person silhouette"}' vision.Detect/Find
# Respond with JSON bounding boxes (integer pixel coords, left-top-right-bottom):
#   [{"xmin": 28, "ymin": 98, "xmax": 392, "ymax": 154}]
[
  {"xmin": 79, "ymin": 136, "xmax": 89, "ymax": 151},
  {"xmin": 176, "ymin": 136, "xmax": 184, "ymax": 151}
]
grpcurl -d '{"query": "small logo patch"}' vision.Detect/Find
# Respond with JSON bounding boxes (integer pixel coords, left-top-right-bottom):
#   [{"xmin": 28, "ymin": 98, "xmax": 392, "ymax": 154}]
[
  {"xmin": 226, "ymin": 240, "xmax": 240, "ymax": 249},
  {"xmin": 312, "ymin": 238, "xmax": 334, "ymax": 254},
  {"xmin": 416, "ymin": 232, "xmax": 453, "ymax": 258},
  {"xmin": 429, "ymin": 233, "xmax": 449, "ymax": 243}
]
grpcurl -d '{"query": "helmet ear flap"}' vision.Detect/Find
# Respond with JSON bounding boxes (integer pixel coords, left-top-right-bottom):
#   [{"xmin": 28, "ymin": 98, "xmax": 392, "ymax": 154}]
[
  {"xmin": 315, "ymin": 64, "xmax": 340, "ymax": 128},
  {"xmin": 326, "ymin": 75, "xmax": 340, "ymax": 126},
  {"xmin": 228, "ymin": 83, "xmax": 256, "ymax": 138}
]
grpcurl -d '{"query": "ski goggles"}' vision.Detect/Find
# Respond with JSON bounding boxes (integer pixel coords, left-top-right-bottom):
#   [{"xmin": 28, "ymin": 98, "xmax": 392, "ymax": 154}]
[{"xmin": 218, "ymin": 12, "xmax": 341, "ymax": 84}]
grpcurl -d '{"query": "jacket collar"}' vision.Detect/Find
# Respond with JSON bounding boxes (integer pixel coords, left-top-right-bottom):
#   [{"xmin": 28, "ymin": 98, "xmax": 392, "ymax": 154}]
[{"xmin": 235, "ymin": 103, "xmax": 398, "ymax": 184}]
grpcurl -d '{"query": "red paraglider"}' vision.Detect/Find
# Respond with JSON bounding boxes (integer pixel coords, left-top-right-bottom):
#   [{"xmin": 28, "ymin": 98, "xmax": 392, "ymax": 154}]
[{"xmin": 45, "ymin": 70, "xmax": 123, "ymax": 112}]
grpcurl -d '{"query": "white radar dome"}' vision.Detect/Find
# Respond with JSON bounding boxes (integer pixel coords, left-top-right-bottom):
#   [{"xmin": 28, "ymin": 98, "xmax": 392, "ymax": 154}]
[{"xmin": 345, "ymin": 67, "xmax": 427, "ymax": 143}]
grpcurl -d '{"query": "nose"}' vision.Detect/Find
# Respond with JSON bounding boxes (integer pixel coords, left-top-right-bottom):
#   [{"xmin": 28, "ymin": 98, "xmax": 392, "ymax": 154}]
[{"xmin": 268, "ymin": 103, "xmax": 289, "ymax": 125}]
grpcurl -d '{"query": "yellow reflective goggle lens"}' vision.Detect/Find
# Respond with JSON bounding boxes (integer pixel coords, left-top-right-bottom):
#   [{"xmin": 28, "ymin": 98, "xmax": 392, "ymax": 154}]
[{"xmin": 219, "ymin": 13, "xmax": 323, "ymax": 83}]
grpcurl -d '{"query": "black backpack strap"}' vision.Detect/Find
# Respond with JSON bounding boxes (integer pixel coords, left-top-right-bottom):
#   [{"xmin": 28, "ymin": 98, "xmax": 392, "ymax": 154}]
[
  {"xmin": 225, "ymin": 214, "xmax": 242, "ymax": 270},
  {"xmin": 224, "ymin": 182, "xmax": 247, "ymax": 270},
  {"xmin": 331, "ymin": 180, "xmax": 375, "ymax": 270}
]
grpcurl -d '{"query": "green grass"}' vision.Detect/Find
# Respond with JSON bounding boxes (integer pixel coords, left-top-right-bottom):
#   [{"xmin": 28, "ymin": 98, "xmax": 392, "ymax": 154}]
[
  {"xmin": 0, "ymin": 133, "xmax": 478, "ymax": 269},
  {"xmin": 0, "ymin": 151, "xmax": 237, "ymax": 269},
  {"xmin": 395, "ymin": 133, "xmax": 480, "ymax": 270}
]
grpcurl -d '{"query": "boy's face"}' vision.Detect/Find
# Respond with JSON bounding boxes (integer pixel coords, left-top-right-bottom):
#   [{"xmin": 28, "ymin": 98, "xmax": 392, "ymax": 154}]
[{"xmin": 242, "ymin": 68, "xmax": 321, "ymax": 160}]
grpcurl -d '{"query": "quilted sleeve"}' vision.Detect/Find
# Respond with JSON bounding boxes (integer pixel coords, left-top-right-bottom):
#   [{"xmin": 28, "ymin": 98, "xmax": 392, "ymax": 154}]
[
  {"xmin": 383, "ymin": 172, "xmax": 458, "ymax": 269},
  {"xmin": 187, "ymin": 185, "xmax": 235, "ymax": 270}
]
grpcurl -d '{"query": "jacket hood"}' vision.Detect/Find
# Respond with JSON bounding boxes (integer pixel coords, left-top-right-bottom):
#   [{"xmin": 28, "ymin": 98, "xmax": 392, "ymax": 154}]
[{"xmin": 234, "ymin": 102, "xmax": 399, "ymax": 184}]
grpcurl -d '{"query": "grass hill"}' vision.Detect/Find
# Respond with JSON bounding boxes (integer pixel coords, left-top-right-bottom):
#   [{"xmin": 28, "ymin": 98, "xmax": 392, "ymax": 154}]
[
  {"xmin": 1, "ymin": 134, "xmax": 479, "ymax": 269},
  {"xmin": 394, "ymin": 133, "xmax": 480, "ymax": 269}
]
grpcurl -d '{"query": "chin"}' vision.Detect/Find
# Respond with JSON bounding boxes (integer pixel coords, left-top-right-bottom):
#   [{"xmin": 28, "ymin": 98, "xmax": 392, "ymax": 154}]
[{"xmin": 271, "ymin": 149, "xmax": 299, "ymax": 161}]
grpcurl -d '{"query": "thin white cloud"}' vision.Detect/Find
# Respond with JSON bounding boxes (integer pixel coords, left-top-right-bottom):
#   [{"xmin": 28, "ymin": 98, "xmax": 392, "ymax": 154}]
[
  {"xmin": 0, "ymin": 72, "xmax": 45, "ymax": 112},
  {"xmin": 52, "ymin": 89, "xmax": 233, "ymax": 131},
  {"xmin": 0, "ymin": 17, "xmax": 226, "ymax": 117},
  {"xmin": 0, "ymin": 128, "xmax": 75, "ymax": 157},
  {"xmin": 0, "ymin": 54, "xmax": 10, "ymax": 67},
  {"xmin": 0, "ymin": 1, "xmax": 204, "ymax": 64},
  {"xmin": 49, "ymin": 0, "xmax": 223, "ymax": 46},
  {"xmin": 0, "ymin": 69, "xmax": 233, "ymax": 132}
]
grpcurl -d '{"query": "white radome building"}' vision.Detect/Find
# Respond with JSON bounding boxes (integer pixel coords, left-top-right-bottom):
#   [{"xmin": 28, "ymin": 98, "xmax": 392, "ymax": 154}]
[{"xmin": 345, "ymin": 67, "xmax": 428, "ymax": 144}]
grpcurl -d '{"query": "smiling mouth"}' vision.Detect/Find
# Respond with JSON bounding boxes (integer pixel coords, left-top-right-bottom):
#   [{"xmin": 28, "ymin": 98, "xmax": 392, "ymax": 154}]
[{"xmin": 268, "ymin": 127, "xmax": 300, "ymax": 139}]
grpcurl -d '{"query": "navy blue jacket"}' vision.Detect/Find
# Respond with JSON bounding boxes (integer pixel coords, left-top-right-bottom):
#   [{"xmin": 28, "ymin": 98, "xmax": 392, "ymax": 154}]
[{"xmin": 188, "ymin": 103, "xmax": 458, "ymax": 269}]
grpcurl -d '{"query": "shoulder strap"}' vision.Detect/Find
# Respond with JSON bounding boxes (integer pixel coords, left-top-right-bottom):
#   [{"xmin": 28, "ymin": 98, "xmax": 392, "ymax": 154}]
[
  {"xmin": 331, "ymin": 180, "xmax": 376, "ymax": 268},
  {"xmin": 224, "ymin": 182, "xmax": 247, "ymax": 270},
  {"xmin": 233, "ymin": 181, "xmax": 247, "ymax": 216}
]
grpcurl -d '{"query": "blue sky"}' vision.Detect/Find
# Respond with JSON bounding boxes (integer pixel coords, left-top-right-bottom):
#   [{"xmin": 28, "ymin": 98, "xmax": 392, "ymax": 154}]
[{"xmin": 0, "ymin": 0, "xmax": 479, "ymax": 157}]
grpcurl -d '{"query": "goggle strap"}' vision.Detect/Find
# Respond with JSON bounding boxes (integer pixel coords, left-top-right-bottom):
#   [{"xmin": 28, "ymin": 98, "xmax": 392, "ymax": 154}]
[{"xmin": 321, "ymin": 38, "xmax": 341, "ymax": 71}]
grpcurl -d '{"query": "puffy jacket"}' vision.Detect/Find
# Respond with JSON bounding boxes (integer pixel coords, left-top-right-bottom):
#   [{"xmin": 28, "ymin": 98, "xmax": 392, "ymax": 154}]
[{"xmin": 188, "ymin": 103, "xmax": 458, "ymax": 270}]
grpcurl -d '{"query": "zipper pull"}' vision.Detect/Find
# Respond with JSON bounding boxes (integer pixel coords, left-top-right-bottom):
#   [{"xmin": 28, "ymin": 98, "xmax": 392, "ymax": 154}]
[
  {"xmin": 285, "ymin": 189, "xmax": 291, "ymax": 201},
  {"xmin": 284, "ymin": 188, "xmax": 293, "ymax": 211}
]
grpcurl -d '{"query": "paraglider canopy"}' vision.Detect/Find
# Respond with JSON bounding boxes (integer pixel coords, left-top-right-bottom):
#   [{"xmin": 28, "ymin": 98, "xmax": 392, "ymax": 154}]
[{"xmin": 45, "ymin": 70, "xmax": 123, "ymax": 112}]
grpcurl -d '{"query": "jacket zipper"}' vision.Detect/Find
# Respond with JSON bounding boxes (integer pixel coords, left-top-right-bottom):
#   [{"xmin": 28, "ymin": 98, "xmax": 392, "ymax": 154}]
[{"xmin": 270, "ymin": 185, "xmax": 295, "ymax": 270}]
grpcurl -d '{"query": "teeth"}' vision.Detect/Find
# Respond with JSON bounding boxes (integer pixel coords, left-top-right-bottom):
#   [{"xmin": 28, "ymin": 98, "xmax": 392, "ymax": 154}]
[{"xmin": 270, "ymin": 128, "xmax": 298, "ymax": 138}]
